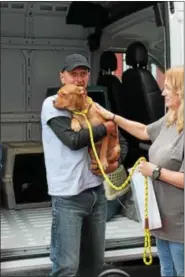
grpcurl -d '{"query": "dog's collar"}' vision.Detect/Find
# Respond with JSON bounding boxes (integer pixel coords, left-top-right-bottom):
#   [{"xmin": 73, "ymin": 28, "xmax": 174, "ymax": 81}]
[{"xmin": 73, "ymin": 96, "xmax": 93, "ymax": 115}]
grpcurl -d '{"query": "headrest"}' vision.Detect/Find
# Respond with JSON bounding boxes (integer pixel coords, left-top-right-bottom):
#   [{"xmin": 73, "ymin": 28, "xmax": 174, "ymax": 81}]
[
  {"xmin": 99, "ymin": 51, "xmax": 117, "ymax": 71},
  {"xmin": 126, "ymin": 41, "xmax": 148, "ymax": 68}
]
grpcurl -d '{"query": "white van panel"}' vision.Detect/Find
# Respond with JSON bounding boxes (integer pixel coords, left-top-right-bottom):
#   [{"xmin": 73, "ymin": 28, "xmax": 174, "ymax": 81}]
[
  {"xmin": 1, "ymin": 49, "xmax": 26, "ymax": 113},
  {"xmin": 168, "ymin": 2, "xmax": 184, "ymax": 67},
  {"xmin": 29, "ymin": 123, "xmax": 42, "ymax": 141},
  {"xmin": 0, "ymin": 8, "xmax": 26, "ymax": 37},
  {"xmin": 1, "ymin": 123, "xmax": 27, "ymax": 142},
  {"xmin": 32, "ymin": 13, "xmax": 85, "ymax": 39},
  {"xmin": 0, "ymin": 2, "xmax": 84, "ymax": 40},
  {"xmin": 0, "ymin": 2, "xmax": 89, "ymax": 142}
]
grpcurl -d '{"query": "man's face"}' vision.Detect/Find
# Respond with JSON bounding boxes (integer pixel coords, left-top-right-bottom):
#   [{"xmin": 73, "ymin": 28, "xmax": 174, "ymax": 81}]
[{"xmin": 60, "ymin": 67, "xmax": 89, "ymax": 89}]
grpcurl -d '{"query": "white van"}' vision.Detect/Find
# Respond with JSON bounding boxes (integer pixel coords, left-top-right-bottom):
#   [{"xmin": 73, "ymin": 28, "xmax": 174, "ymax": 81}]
[{"xmin": 1, "ymin": 1, "xmax": 184, "ymax": 276}]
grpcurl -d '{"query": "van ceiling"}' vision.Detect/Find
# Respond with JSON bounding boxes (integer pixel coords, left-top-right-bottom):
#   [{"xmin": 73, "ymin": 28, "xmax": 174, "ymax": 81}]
[{"xmin": 66, "ymin": 1, "xmax": 158, "ymax": 28}]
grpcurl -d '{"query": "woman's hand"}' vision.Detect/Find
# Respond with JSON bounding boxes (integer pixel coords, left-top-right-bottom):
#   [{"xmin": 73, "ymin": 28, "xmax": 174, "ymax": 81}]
[
  {"xmin": 138, "ymin": 161, "xmax": 157, "ymax": 177},
  {"xmin": 95, "ymin": 103, "xmax": 115, "ymax": 120}
]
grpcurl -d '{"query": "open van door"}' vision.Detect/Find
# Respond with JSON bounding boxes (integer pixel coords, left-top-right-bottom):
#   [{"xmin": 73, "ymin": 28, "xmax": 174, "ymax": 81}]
[{"xmin": 164, "ymin": 2, "xmax": 184, "ymax": 67}]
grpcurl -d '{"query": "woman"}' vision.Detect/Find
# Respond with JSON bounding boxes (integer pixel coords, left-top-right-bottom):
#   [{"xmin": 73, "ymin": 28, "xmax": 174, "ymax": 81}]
[{"xmin": 96, "ymin": 66, "xmax": 184, "ymax": 277}]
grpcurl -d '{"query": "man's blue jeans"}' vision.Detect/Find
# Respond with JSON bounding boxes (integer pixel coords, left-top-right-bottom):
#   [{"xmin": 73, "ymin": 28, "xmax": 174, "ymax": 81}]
[
  {"xmin": 156, "ymin": 238, "xmax": 184, "ymax": 276},
  {"xmin": 50, "ymin": 185, "xmax": 107, "ymax": 277}
]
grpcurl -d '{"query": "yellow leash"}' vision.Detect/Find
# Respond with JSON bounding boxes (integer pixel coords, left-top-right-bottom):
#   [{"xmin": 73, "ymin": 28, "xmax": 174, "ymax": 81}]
[{"xmin": 73, "ymin": 102, "xmax": 153, "ymax": 265}]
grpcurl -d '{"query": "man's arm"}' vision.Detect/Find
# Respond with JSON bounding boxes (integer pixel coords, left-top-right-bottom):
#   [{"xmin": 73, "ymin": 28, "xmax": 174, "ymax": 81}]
[{"xmin": 48, "ymin": 116, "xmax": 112, "ymax": 150}]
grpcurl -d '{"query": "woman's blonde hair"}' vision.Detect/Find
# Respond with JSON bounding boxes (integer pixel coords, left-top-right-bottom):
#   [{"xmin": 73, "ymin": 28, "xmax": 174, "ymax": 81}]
[{"xmin": 165, "ymin": 66, "xmax": 184, "ymax": 133}]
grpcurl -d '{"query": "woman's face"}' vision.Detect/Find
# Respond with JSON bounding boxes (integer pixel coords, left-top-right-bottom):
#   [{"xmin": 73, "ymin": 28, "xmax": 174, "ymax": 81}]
[{"xmin": 162, "ymin": 79, "xmax": 181, "ymax": 110}]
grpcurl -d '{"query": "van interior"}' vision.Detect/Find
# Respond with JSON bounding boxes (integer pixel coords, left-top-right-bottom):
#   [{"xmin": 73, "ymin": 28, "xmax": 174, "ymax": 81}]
[{"xmin": 0, "ymin": 1, "xmax": 173, "ymax": 275}]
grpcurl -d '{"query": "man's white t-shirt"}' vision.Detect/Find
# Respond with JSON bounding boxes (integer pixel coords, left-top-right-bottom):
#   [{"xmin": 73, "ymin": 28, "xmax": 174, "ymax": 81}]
[{"xmin": 41, "ymin": 95, "xmax": 103, "ymax": 196}]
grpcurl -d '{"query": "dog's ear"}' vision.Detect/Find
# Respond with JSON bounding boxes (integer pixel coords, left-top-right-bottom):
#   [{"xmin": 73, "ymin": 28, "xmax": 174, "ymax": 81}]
[
  {"xmin": 57, "ymin": 88, "xmax": 62, "ymax": 96},
  {"xmin": 58, "ymin": 88, "xmax": 68, "ymax": 96}
]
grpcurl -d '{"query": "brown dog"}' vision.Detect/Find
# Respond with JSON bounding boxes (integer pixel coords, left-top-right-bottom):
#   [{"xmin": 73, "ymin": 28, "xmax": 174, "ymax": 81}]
[{"xmin": 53, "ymin": 84, "xmax": 121, "ymax": 175}]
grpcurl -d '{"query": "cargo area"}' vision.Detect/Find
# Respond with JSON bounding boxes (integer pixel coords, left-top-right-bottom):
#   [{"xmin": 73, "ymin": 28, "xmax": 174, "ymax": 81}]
[{"xmin": 1, "ymin": 209, "xmax": 148, "ymax": 260}]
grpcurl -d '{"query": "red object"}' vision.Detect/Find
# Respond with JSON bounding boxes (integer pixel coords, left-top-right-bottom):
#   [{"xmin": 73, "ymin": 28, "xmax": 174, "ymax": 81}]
[{"xmin": 114, "ymin": 53, "xmax": 123, "ymax": 79}]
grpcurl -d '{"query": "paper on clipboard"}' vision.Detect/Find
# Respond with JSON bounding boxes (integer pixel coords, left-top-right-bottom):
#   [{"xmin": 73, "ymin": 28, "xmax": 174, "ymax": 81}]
[{"xmin": 129, "ymin": 168, "xmax": 162, "ymax": 230}]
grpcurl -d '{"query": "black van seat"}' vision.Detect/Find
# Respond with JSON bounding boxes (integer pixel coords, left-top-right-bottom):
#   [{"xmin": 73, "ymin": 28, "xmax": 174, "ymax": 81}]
[
  {"xmin": 121, "ymin": 41, "xmax": 164, "ymax": 124},
  {"xmin": 97, "ymin": 51, "xmax": 123, "ymax": 115},
  {"xmin": 120, "ymin": 41, "xmax": 165, "ymax": 166}
]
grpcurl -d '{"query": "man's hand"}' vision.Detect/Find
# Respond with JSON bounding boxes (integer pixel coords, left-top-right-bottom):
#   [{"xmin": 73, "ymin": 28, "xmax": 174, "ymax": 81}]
[
  {"xmin": 91, "ymin": 160, "xmax": 119, "ymax": 176},
  {"xmin": 103, "ymin": 121, "xmax": 116, "ymax": 135}
]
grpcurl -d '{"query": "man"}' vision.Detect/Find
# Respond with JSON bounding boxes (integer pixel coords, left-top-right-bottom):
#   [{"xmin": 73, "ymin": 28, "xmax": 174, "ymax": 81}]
[{"xmin": 41, "ymin": 54, "xmax": 116, "ymax": 277}]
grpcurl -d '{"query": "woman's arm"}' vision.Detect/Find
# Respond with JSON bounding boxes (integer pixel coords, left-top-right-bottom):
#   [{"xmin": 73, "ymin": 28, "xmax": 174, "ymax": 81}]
[
  {"xmin": 96, "ymin": 104, "xmax": 150, "ymax": 141},
  {"xmin": 138, "ymin": 161, "xmax": 184, "ymax": 189},
  {"xmin": 114, "ymin": 115, "xmax": 150, "ymax": 141},
  {"xmin": 159, "ymin": 168, "xmax": 184, "ymax": 189}
]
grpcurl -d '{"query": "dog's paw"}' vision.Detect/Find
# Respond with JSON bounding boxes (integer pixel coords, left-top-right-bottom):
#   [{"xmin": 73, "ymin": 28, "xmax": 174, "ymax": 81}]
[
  {"xmin": 101, "ymin": 158, "xmax": 108, "ymax": 170},
  {"xmin": 71, "ymin": 118, "xmax": 81, "ymax": 132}
]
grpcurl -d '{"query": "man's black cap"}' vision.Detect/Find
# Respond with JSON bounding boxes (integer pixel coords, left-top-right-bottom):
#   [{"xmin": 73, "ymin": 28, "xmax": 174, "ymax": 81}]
[{"xmin": 62, "ymin": 54, "xmax": 91, "ymax": 72}]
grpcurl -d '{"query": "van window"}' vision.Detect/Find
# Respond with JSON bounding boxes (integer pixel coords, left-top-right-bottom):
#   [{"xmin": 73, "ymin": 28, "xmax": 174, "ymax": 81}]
[{"xmin": 149, "ymin": 63, "xmax": 165, "ymax": 90}]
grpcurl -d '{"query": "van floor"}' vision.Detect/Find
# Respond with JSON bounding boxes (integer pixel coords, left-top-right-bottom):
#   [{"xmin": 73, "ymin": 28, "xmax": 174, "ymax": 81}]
[{"xmin": 1, "ymin": 207, "xmax": 145, "ymax": 260}]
